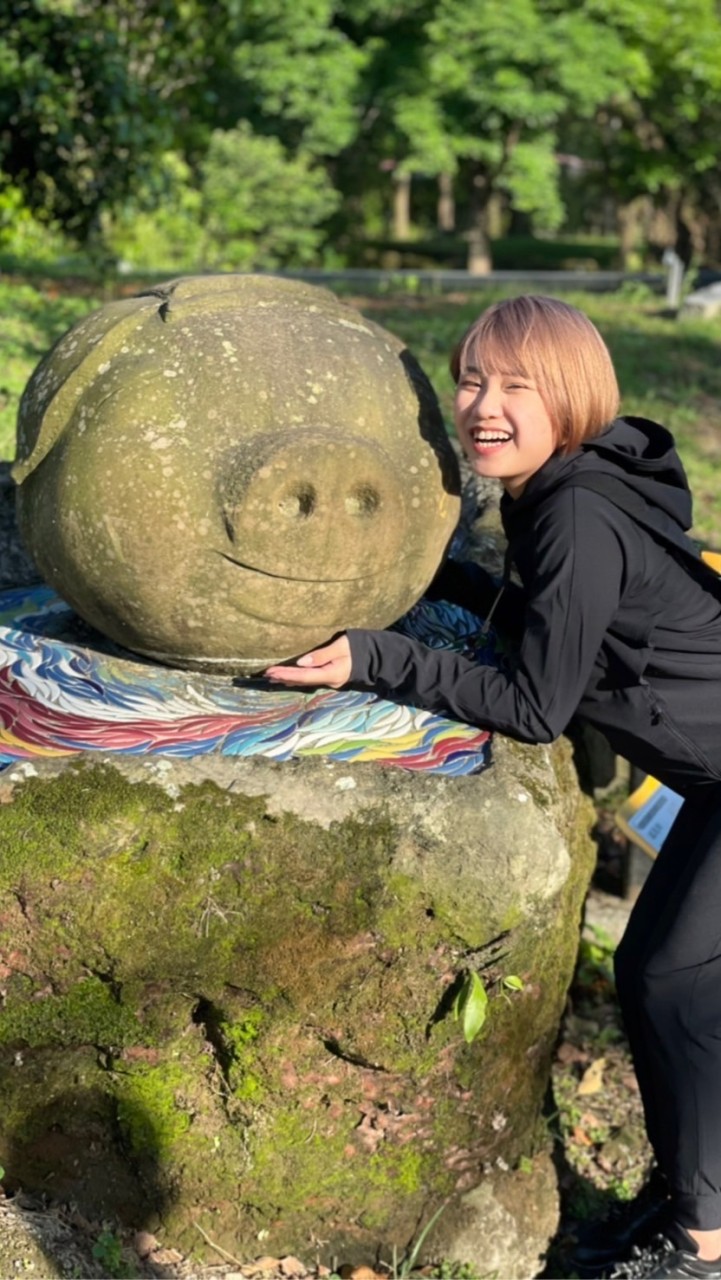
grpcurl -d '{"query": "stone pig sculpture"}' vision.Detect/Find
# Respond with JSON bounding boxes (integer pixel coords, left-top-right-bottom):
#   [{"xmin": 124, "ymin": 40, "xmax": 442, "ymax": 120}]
[{"xmin": 12, "ymin": 275, "xmax": 460, "ymax": 672}]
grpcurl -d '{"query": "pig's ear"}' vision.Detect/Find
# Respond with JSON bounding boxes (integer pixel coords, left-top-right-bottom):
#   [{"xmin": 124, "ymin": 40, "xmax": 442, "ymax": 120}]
[
  {"xmin": 12, "ymin": 368, "xmax": 72, "ymax": 483},
  {"xmin": 12, "ymin": 296, "xmax": 156, "ymax": 484}
]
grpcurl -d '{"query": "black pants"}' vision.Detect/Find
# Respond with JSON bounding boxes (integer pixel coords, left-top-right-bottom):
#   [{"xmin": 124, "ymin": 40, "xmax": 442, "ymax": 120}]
[{"xmin": 615, "ymin": 784, "xmax": 721, "ymax": 1230}]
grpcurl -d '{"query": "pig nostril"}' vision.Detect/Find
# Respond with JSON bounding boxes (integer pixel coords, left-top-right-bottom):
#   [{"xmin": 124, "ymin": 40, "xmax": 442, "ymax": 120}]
[
  {"xmin": 278, "ymin": 484, "xmax": 316, "ymax": 518},
  {"xmin": 345, "ymin": 485, "xmax": 380, "ymax": 517}
]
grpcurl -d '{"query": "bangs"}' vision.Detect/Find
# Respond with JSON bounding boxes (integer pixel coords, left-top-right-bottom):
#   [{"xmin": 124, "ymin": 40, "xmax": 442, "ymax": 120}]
[
  {"xmin": 454, "ymin": 326, "xmax": 537, "ymax": 382},
  {"xmin": 451, "ymin": 298, "xmax": 543, "ymax": 383}
]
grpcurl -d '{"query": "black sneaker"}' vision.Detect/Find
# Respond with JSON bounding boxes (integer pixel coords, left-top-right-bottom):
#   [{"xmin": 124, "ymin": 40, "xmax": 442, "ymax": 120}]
[
  {"xmin": 609, "ymin": 1227, "xmax": 721, "ymax": 1278},
  {"xmin": 573, "ymin": 1172, "xmax": 671, "ymax": 1274}
]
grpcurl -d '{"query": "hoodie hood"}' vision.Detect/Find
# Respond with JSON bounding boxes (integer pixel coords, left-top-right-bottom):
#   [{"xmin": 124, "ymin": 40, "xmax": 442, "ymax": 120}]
[{"xmin": 502, "ymin": 415, "xmax": 693, "ymax": 531}]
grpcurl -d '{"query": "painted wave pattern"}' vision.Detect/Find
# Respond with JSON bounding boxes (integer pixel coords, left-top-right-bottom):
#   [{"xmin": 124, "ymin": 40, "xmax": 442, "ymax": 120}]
[{"xmin": 0, "ymin": 587, "xmax": 495, "ymax": 774}]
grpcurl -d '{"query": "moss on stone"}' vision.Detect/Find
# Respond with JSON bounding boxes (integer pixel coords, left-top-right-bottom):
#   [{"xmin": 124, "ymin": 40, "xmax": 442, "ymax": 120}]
[
  {"xmin": 0, "ymin": 762, "xmax": 167, "ymax": 884},
  {"xmin": 0, "ymin": 977, "xmax": 142, "ymax": 1049},
  {"xmin": 114, "ymin": 1064, "xmax": 193, "ymax": 1158},
  {"xmin": 0, "ymin": 754, "xmax": 596, "ymax": 1262}
]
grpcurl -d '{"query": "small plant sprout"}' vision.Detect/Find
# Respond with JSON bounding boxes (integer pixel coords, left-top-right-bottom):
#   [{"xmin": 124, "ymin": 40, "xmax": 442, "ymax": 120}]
[
  {"xmin": 499, "ymin": 973, "xmax": 525, "ymax": 1006},
  {"xmin": 91, "ymin": 1229, "xmax": 135, "ymax": 1279},
  {"xmin": 392, "ymin": 1200, "xmax": 448, "ymax": 1277},
  {"xmin": 453, "ymin": 970, "xmax": 488, "ymax": 1044},
  {"xmin": 502, "ymin": 974, "xmax": 524, "ymax": 991},
  {"xmin": 453, "ymin": 971, "xmax": 525, "ymax": 1043}
]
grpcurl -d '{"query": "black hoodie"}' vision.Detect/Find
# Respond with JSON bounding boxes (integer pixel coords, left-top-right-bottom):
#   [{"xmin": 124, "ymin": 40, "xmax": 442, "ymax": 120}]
[{"xmin": 347, "ymin": 418, "xmax": 721, "ymax": 796}]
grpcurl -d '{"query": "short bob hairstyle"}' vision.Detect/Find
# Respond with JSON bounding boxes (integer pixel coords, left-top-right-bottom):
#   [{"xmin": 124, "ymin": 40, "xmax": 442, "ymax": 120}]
[{"xmin": 449, "ymin": 295, "xmax": 620, "ymax": 453}]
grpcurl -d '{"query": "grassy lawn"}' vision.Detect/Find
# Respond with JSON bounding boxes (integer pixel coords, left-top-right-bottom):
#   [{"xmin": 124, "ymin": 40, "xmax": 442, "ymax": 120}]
[{"xmin": 1, "ymin": 274, "xmax": 720, "ymax": 544}]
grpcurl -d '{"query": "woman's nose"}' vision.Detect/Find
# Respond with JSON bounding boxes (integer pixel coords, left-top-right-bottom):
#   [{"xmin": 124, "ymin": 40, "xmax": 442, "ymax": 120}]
[{"xmin": 474, "ymin": 383, "xmax": 502, "ymax": 416}]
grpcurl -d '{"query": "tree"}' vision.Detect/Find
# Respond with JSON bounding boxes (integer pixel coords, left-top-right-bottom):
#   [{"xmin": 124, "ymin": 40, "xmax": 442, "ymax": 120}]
[
  {"xmin": 0, "ymin": 0, "xmax": 213, "ymax": 241},
  {"xmin": 335, "ymin": 0, "xmax": 639, "ymax": 264},
  {"xmin": 418, "ymin": 0, "xmax": 638, "ymax": 265},
  {"xmin": 222, "ymin": 0, "xmax": 369, "ymax": 157},
  {"xmin": 569, "ymin": 0, "xmax": 721, "ymax": 263},
  {"xmin": 199, "ymin": 124, "xmax": 340, "ymax": 268}
]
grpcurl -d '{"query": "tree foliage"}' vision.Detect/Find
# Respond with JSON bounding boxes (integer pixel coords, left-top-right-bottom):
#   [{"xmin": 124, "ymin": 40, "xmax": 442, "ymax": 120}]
[
  {"xmin": 0, "ymin": 0, "xmax": 214, "ymax": 240},
  {"xmin": 2, "ymin": 0, "xmax": 721, "ymax": 266},
  {"xmin": 200, "ymin": 125, "xmax": 340, "ymax": 268}
]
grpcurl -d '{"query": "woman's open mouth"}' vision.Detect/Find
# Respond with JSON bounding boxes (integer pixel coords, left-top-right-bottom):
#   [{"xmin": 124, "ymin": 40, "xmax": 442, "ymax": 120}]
[{"xmin": 470, "ymin": 428, "xmax": 513, "ymax": 453}]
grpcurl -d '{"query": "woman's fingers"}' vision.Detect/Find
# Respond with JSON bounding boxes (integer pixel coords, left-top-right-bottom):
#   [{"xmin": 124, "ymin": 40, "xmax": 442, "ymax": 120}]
[{"xmin": 265, "ymin": 635, "xmax": 352, "ymax": 688}]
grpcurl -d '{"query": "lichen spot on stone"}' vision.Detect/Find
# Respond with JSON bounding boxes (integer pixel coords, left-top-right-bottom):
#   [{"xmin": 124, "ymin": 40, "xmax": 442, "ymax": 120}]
[{"xmin": 337, "ymin": 318, "xmax": 373, "ymax": 335}]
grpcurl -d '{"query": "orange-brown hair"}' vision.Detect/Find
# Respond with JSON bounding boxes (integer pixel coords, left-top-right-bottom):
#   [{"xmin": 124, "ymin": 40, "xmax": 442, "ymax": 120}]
[{"xmin": 449, "ymin": 295, "xmax": 620, "ymax": 452}]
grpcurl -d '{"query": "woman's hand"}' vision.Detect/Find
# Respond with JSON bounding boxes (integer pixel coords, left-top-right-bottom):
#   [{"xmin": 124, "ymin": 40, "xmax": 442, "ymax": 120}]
[{"xmin": 265, "ymin": 634, "xmax": 352, "ymax": 689}]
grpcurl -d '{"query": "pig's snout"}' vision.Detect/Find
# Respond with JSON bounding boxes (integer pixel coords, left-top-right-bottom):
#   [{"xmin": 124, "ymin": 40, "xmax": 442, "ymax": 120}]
[{"xmin": 219, "ymin": 430, "xmax": 406, "ymax": 581}]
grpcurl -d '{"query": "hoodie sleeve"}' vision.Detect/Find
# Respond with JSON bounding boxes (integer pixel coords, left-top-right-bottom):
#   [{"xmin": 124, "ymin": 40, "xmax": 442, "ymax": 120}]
[{"xmin": 347, "ymin": 489, "xmax": 630, "ymax": 744}]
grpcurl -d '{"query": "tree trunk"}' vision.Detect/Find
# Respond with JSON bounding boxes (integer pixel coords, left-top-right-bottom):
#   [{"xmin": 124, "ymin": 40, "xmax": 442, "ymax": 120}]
[
  {"xmin": 617, "ymin": 196, "xmax": 649, "ymax": 269},
  {"xmin": 437, "ymin": 172, "xmax": 455, "ymax": 232},
  {"xmin": 486, "ymin": 191, "xmax": 505, "ymax": 239},
  {"xmin": 392, "ymin": 172, "xmax": 411, "ymax": 240},
  {"xmin": 466, "ymin": 225, "xmax": 492, "ymax": 274},
  {"xmin": 466, "ymin": 171, "xmax": 493, "ymax": 273}
]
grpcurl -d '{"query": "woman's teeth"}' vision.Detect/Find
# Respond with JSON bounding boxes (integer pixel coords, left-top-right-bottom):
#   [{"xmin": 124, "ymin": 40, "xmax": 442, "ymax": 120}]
[{"xmin": 472, "ymin": 430, "xmax": 512, "ymax": 444}]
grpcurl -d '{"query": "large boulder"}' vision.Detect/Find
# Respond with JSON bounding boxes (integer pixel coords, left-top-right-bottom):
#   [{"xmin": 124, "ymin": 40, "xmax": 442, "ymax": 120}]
[
  {"xmin": 12, "ymin": 275, "xmax": 460, "ymax": 673},
  {"xmin": 0, "ymin": 742, "xmax": 595, "ymax": 1275}
]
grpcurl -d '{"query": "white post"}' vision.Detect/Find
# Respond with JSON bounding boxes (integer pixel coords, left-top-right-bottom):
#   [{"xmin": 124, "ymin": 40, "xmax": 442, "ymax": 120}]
[{"xmin": 663, "ymin": 248, "xmax": 685, "ymax": 308}]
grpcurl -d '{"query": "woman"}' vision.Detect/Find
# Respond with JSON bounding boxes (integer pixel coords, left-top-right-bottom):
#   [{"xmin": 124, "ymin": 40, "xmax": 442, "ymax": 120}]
[{"xmin": 267, "ymin": 296, "xmax": 721, "ymax": 1280}]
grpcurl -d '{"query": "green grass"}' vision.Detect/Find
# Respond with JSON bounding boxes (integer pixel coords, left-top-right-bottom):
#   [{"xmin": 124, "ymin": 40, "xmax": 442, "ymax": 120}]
[
  {"xmin": 2, "ymin": 274, "xmax": 720, "ymax": 544},
  {"xmin": 0, "ymin": 277, "xmax": 97, "ymax": 459}
]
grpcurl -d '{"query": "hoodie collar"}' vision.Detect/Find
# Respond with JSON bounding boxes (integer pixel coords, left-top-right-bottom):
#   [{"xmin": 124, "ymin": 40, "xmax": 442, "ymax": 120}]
[{"xmin": 501, "ymin": 416, "xmax": 693, "ymax": 531}]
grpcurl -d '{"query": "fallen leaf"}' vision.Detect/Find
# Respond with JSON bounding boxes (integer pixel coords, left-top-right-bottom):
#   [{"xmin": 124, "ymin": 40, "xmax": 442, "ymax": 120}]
[
  {"xmin": 571, "ymin": 1125, "xmax": 594, "ymax": 1147},
  {"xmin": 133, "ymin": 1230, "xmax": 159, "ymax": 1258},
  {"xmin": 243, "ymin": 1258, "xmax": 282, "ymax": 1276},
  {"xmin": 579, "ymin": 1110, "xmax": 602, "ymax": 1129},
  {"xmin": 577, "ymin": 1057, "xmax": 606, "ymax": 1095},
  {"xmin": 279, "ymin": 1257, "xmax": 306, "ymax": 1277},
  {"xmin": 556, "ymin": 1041, "xmax": 590, "ymax": 1067},
  {"xmin": 149, "ymin": 1247, "xmax": 183, "ymax": 1265}
]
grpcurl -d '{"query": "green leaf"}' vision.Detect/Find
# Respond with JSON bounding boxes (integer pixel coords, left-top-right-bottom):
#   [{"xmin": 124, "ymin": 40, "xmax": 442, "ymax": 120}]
[
  {"xmin": 503, "ymin": 974, "xmax": 524, "ymax": 991},
  {"xmin": 459, "ymin": 971, "xmax": 488, "ymax": 1044}
]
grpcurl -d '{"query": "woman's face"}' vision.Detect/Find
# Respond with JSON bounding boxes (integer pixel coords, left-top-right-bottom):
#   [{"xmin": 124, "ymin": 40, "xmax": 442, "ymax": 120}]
[{"xmin": 453, "ymin": 366, "xmax": 557, "ymax": 499}]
